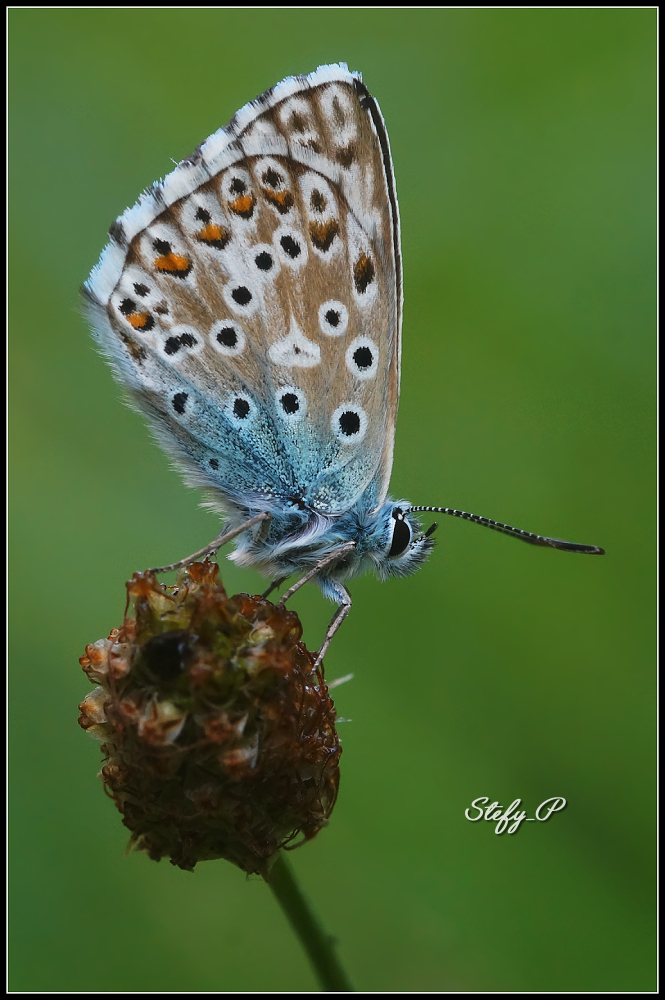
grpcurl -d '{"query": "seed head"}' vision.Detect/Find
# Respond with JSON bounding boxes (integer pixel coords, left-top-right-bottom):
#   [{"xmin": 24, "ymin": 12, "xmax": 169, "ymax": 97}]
[{"xmin": 78, "ymin": 560, "xmax": 341, "ymax": 875}]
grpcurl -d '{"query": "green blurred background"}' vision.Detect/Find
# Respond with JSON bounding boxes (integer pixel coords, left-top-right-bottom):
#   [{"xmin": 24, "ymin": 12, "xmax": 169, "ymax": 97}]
[{"xmin": 9, "ymin": 8, "xmax": 655, "ymax": 992}]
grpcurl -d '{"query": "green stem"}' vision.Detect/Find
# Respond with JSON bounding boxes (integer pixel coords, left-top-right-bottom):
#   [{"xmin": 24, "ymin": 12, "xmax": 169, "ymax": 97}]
[{"xmin": 267, "ymin": 853, "xmax": 354, "ymax": 992}]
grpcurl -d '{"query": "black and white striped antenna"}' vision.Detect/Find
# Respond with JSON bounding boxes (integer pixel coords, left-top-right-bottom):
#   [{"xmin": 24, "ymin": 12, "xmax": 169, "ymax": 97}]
[{"xmin": 406, "ymin": 507, "xmax": 604, "ymax": 555}]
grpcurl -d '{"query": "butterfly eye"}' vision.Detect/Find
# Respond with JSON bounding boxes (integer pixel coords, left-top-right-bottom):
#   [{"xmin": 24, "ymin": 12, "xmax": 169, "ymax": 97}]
[{"xmin": 389, "ymin": 509, "xmax": 412, "ymax": 558}]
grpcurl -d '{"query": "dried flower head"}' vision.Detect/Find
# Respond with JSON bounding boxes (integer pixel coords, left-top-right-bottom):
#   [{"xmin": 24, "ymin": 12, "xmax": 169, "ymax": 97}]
[{"xmin": 78, "ymin": 560, "xmax": 341, "ymax": 875}]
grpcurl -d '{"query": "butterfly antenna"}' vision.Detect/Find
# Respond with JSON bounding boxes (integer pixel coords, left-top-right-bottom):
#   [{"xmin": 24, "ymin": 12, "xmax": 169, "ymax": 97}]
[{"xmin": 406, "ymin": 507, "xmax": 604, "ymax": 555}]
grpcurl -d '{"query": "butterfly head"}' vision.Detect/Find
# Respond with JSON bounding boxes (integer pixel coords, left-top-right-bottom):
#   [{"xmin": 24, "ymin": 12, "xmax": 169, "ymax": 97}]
[{"xmin": 364, "ymin": 500, "xmax": 438, "ymax": 582}]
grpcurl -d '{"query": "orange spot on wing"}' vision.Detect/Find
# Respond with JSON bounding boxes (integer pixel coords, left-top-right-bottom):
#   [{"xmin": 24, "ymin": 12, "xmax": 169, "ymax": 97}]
[
  {"xmin": 263, "ymin": 188, "xmax": 294, "ymax": 214},
  {"xmin": 196, "ymin": 223, "xmax": 230, "ymax": 249},
  {"xmin": 309, "ymin": 220, "xmax": 339, "ymax": 253},
  {"xmin": 353, "ymin": 253, "xmax": 375, "ymax": 293},
  {"xmin": 229, "ymin": 194, "xmax": 255, "ymax": 218},
  {"xmin": 127, "ymin": 311, "xmax": 153, "ymax": 331},
  {"xmin": 154, "ymin": 253, "xmax": 192, "ymax": 277}
]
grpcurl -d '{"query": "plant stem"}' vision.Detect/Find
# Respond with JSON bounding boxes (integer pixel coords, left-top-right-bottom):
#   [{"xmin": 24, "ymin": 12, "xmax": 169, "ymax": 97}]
[{"xmin": 267, "ymin": 853, "xmax": 354, "ymax": 992}]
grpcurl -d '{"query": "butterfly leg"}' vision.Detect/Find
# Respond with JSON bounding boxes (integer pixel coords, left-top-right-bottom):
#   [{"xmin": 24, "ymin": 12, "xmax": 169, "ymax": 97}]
[
  {"xmin": 277, "ymin": 542, "xmax": 356, "ymax": 605},
  {"xmin": 314, "ymin": 587, "xmax": 352, "ymax": 668},
  {"xmin": 262, "ymin": 576, "xmax": 288, "ymax": 600},
  {"xmin": 148, "ymin": 513, "xmax": 271, "ymax": 574},
  {"xmin": 276, "ymin": 543, "xmax": 355, "ymax": 665}
]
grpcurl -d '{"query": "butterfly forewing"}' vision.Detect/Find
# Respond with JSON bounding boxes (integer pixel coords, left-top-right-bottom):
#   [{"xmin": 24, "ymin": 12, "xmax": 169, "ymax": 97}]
[{"xmin": 85, "ymin": 65, "xmax": 401, "ymax": 517}]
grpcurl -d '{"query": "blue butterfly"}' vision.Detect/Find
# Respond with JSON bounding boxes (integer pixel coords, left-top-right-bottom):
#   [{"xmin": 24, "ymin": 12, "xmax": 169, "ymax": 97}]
[{"xmin": 83, "ymin": 64, "xmax": 603, "ymax": 663}]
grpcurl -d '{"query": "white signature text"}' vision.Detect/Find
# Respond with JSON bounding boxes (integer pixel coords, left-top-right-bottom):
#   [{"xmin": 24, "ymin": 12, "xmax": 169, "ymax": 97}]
[{"xmin": 465, "ymin": 796, "xmax": 567, "ymax": 835}]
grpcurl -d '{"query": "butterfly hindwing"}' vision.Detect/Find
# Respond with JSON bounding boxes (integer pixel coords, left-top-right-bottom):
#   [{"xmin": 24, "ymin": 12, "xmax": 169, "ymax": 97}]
[{"xmin": 84, "ymin": 64, "xmax": 402, "ymax": 517}]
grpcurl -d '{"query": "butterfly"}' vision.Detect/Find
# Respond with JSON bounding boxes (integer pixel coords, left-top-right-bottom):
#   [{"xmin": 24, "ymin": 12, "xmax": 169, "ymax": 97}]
[{"xmin": 83, "ymin": 63, "xmax": 604, "ymax": 664}]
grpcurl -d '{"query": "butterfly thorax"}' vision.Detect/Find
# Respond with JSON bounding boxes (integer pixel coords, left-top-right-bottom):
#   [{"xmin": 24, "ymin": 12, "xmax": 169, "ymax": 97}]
[{"xmin": 222, "ymin": 495, "xmax": 434, "ymax": 601}]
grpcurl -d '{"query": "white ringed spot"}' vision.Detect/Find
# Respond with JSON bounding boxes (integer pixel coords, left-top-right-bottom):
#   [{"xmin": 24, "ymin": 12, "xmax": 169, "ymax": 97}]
[
  {"xmin": 250, "ymin": 242, "xmax": 280, "ymax": 280},
  {"xmin": 162, "ymin": 324, "xmax": 204, "ymax": 360},
  {"xmin": 223, "ymin": 280, "xmax": 257, "ymax": 317},
  {"xmin": 331, "ymin": 402, "xmax": 368, "ymax": 444},
  {"xmin": 226, "ymin": 392, "xmax": 254, "ymax": 424},
  {"xmin": 210, "ymin": 320, "xmax": 246, "ymax": 357},
  {"xmin": 319, "ymin": 300, "xmax": 348, "ymax": 337},
  {"xmin": 273, "ymin": 225, "xmax": 308, "ymax": 269},
  {"xmin": 275, "ymin": 385, "xmax": 306, "ymax": 421},
  {"xmin": 345, "ymin": 336, "xmax": 379, "ymax": 380}
]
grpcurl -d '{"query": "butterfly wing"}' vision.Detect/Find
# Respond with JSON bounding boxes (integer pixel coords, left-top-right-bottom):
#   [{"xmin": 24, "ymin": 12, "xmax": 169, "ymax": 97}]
[{"xmin": 83, "ymin": 63, "xmax": 402, "ymax": 518}]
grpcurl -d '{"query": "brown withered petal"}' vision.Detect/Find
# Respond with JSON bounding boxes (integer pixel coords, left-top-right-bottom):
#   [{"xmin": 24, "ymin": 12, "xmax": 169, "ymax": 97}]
[{"xmin": 78, "ymin": 560, "xmax": 341, "ymax": 875}]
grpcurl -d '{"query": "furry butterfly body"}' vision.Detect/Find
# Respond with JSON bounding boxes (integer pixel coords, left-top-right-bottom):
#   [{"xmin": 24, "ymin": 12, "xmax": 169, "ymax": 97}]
[
  {"xmin": 84, "ymin": 65, "xmax": 431, "ymax": 598},
  {"xmin": 84, "ymin": 63, "xmax": 603, "ymax": 656}
]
